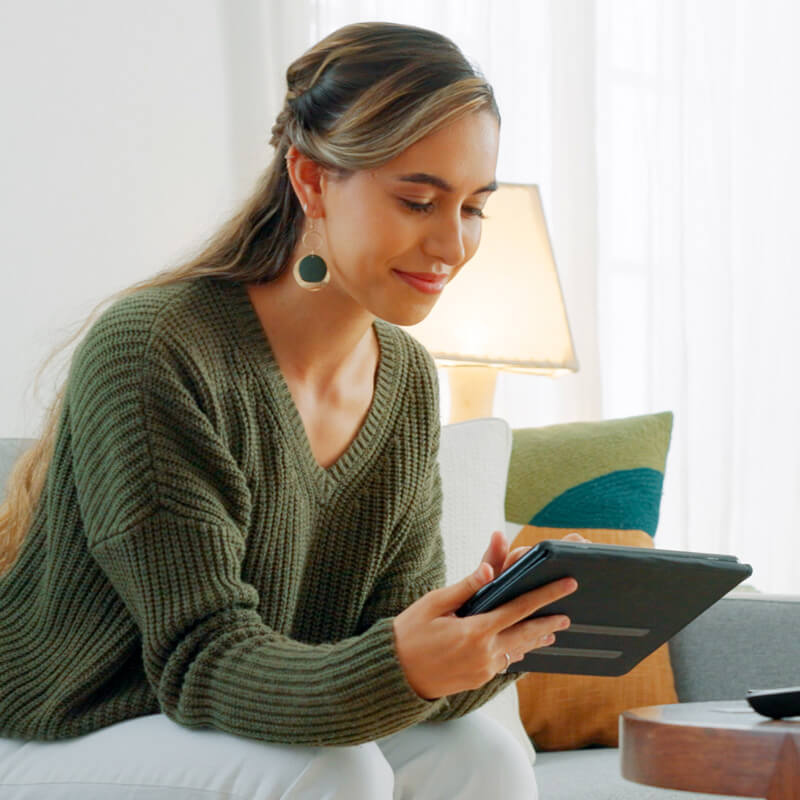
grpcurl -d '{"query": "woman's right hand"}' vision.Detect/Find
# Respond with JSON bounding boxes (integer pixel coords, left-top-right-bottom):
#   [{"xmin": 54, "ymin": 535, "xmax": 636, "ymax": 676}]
[{"xmin": 393, "ymin": 563, "xmax": 577, "ymax": 700}]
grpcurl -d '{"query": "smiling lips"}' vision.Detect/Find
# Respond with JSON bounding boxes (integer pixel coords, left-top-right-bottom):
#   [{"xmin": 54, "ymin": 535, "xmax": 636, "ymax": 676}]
[{"xmin": 393, "ymin": 269, "xmax": 449, "ymax": 294}]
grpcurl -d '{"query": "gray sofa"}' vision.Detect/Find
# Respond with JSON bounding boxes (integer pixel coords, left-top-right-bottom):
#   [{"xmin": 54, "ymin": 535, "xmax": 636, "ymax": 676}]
[{"xmin": 2, "ymin": 438, "xmax": 798, "ymax": 799}]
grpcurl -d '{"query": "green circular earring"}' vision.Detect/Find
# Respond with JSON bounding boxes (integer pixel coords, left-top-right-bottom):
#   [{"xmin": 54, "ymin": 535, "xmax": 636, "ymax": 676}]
[{"xmin": 293, "ymin": 219, "xmax": 330, "ymax": 292}]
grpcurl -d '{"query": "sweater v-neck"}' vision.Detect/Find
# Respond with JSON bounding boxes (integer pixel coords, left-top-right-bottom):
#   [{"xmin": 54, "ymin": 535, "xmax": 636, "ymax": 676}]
[{"xmin": 211, "ymin": 278, "xmax": 400, "ymax": 495}]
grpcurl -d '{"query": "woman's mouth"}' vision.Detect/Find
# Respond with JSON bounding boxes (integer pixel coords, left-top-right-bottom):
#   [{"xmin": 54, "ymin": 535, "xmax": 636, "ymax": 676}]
[{"xmin": 392, "ymin": 269, "xmax": 448, "ymax": 295}]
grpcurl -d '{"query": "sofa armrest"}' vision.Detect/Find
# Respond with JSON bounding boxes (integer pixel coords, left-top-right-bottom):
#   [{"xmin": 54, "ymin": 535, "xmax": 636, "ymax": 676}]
[{"xmin": 669, "ymin": 592, "xmax": 800, "ymax": 702}]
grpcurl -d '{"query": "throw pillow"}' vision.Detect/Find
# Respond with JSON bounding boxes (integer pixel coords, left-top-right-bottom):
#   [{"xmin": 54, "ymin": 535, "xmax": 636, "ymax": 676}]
[
  {"xmin": 437, "ymin": 418, "xmax": 536, "ymax": 763},
  {"xmin": 512, "ymin": 526, "xmax": 678, "ymax": 750},
  {"xmin": 505, "ymin": 411, "xmax": 673, "ymax": 536}
]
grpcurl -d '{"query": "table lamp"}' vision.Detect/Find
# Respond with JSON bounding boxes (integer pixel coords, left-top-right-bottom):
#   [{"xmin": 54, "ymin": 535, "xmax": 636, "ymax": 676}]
[{"xmin": 407, "ymin": 183, "xmax": 578, "ymax": 422}]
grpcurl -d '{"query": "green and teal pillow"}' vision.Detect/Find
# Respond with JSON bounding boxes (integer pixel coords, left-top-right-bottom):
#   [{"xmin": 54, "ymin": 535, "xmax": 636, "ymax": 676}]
[{"xmin": 505, "ymin": 411, "xmax": 673, "ymax": 537}]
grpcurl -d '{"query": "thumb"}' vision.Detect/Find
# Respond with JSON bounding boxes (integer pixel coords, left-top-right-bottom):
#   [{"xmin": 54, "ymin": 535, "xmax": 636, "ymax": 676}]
[{"xmin": 425, "ymin": 562, "xmax": 494, "ymax": 617}]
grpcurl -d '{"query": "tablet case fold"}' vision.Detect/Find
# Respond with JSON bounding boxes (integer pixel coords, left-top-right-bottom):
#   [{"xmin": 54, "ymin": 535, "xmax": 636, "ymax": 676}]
[{"xmin": 455, "ymin": 540, "xmax": 752, "ymax": 676}]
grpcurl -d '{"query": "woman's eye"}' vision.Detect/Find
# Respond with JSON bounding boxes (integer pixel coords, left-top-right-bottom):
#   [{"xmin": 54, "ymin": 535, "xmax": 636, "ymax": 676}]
[
  {"xmin": 400, "ymin": 198, "xmax": 434, "ymax": 214},
  {"xmin": 464, "ymin": 206, "xmax": 487, "ymax": 219},
  {"xmin": 400, "ymin": 198, "xmax": 487, "ymax": 219}
]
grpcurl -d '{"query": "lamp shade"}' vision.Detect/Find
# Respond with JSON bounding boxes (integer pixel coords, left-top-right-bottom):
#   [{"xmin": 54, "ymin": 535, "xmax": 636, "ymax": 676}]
[{"xmin": 406, "ymin": 184, "xmax": 578, "ymax": 375}]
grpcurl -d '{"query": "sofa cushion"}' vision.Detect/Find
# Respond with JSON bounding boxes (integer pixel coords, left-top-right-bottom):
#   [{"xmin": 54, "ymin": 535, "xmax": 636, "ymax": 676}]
[
  {"xmin": 438, "ymin": 418, "xmax": 536, "ymax": 764},
  {"xmin": 505, "ymin": 412, "xmax": 673, "ymax": 536},
  {"xmin": 511, "ymin": 527, "xmax": 678, "ymax": 751},
  {"xmin": 534, "ymin": 748, "xmax": 744, "ymax": 800}
]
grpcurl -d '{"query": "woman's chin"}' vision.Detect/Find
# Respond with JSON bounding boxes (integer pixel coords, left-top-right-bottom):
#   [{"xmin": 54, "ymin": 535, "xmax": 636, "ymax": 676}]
[{"xmin": 379, "ymin": 304, "xmax": 437, "ymax": 328}]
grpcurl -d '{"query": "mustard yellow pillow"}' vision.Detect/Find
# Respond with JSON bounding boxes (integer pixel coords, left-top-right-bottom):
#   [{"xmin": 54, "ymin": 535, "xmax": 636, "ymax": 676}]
[{"xmin": 512, "ymin": 526, "xmax": 678, "ymax": 751}]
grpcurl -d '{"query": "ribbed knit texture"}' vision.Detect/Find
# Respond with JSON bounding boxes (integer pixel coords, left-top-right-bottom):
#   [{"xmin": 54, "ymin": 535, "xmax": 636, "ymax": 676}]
[{"xmin": 0, "ymin": 277, "xmax": 514, "ymax": 745}]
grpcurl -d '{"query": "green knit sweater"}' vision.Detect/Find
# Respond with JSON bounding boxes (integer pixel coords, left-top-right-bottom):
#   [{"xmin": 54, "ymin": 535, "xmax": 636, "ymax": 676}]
[{"xmin": 0, "ymin": 277, "xmax": 514, "ymax": 744}]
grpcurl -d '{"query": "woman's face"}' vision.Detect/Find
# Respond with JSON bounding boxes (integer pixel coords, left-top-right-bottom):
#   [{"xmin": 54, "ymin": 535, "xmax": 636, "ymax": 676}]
[{"xmin": 314, "ymin": 110, "xmax": 500, "ymax": 326}]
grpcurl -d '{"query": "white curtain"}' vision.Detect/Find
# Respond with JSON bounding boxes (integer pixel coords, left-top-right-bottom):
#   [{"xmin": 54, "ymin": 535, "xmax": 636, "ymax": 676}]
[
  {"xmin": 255, "ymin": 0, "xmax": 800, "ymax": 593},
  {"xmin": 595, "ymin": 0, "xmax": 800, "ymax": 593}
]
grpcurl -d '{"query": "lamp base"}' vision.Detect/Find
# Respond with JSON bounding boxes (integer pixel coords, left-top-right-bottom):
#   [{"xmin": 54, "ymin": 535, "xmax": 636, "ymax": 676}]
[{"xmin": 447, "ymin": 366, "xmax": 498, "ymax": 423}]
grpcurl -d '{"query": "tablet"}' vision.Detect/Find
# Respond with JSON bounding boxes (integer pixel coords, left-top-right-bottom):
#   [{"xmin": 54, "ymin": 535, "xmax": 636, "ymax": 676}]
[{"xmin": 454, "ymin": 539, "xmax": 752, "ymax": 676}]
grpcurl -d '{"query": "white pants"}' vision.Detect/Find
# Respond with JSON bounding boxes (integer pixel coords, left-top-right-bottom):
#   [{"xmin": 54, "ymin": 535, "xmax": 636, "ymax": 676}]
[{"xmin": 0, "ymin": 710, "xmax": 537, "ymax": 799}]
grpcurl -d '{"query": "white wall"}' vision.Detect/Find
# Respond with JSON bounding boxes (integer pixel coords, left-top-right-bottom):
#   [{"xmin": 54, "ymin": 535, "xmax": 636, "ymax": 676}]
[{"xmin": 0, "ymin": 0, "xmax": 299, "ymax": 437}]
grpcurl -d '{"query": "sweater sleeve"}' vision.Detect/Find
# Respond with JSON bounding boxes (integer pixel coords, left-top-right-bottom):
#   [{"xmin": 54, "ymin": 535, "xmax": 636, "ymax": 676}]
[
  {"xmin": 67, "ymin": 307, "xmax": 447, "ymax": 746},
  {"xmin": 356, "ymin": 391, "xmax": 519, "ymax": 720}
]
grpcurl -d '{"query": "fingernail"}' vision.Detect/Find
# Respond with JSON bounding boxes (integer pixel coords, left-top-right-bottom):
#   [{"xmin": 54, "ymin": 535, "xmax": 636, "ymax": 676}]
[
  {"xmin": 558, "ymin": 617, "xmax": 570, "ymax": 630},
  {"xmin": 540, "ymin": 633, "xmax": 555, "ymax": 645}
]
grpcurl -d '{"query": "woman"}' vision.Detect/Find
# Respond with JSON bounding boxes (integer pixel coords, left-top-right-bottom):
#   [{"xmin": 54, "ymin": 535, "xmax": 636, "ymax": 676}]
[{"xmin": 0, "ymin": 21, "xmax": 576, "ymax": 798}]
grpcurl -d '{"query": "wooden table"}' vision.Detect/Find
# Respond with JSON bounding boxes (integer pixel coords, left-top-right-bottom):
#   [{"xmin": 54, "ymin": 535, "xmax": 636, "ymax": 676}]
[{"xmin": 620, "ymin": 701, "xmax": 800, "ymax": 799}]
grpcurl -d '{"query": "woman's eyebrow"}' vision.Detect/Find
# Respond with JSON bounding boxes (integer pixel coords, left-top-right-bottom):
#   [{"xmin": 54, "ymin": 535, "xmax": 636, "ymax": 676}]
[{"xmin": 395, "ymin": 172, "xmax": 497, "ymax": 194}]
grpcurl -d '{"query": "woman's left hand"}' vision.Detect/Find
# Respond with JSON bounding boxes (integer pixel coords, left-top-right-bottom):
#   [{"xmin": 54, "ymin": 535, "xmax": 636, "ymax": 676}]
[
  {"xmin": 480, "ymin": 531, "xmax": 529, "ymax": 577},
  {"xmin": 561, "ymin": 531, "xmax": 591, "ymax": 544},
  {"xmin": 481, "ymin": 530, "xmax": 592, "ymax": 579}
]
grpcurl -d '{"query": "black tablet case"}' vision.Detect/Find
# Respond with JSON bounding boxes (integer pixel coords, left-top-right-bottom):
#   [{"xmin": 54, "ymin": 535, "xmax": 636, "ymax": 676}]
[{"xmin": 455, "ymin": 540, "xmax": 752, "ymax": 676}]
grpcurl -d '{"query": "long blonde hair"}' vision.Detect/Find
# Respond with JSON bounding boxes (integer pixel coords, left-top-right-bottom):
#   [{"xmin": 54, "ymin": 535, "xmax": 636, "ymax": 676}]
[{"xmin": 0, "ymin": 21, "xmax": 499, "ymax": 577}]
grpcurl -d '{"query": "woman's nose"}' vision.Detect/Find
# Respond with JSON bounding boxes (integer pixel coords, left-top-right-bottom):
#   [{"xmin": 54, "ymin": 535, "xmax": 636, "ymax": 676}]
[{"xmin": 424, "ymin": 214, "xmax": 466, "ymax": 267}]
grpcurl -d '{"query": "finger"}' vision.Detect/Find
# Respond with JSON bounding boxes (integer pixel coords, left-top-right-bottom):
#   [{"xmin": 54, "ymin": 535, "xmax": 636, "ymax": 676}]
[
  {"xmin": 562, "ymin": 532, "xmax": 591, "ymax": 543},
  {"xmin": 505, "ymin": 633, "xmax": 556, "ymax": 663},
  {"xmin": 480, "ymin": 530, "xmax": 508, "ymax": 578},
  {"xmin": 500, "ymin": 614, "xmax": 571, "ymax": 658},
  {"xmin": 500, "ymin": 546, "xmax": 532, "ymax": 574},
  {"xmin": 423, "ymin": 562, "xmax": 495, "ymax": 616},
  {"xmin": 485, "ymin": 576, "xmax": 578, "ymax": 631}
]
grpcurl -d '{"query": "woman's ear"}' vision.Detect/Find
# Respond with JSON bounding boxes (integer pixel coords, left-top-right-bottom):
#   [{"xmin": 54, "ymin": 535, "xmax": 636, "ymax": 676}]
[{"xmin": 285, "ymin": 145, "xmax": 325, "ymax": 217}]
